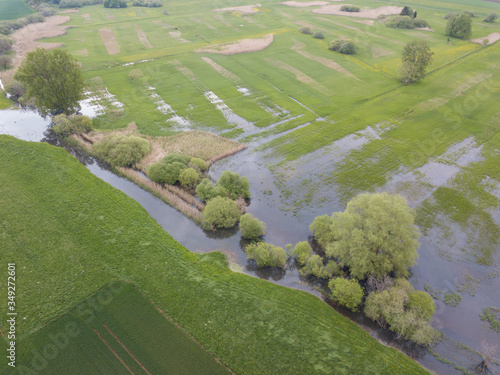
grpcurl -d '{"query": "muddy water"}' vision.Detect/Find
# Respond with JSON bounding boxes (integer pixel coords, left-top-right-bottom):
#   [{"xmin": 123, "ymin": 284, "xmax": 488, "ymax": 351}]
[{"xmin": 1, "ymin": 108, "xmax": 498, "ymax": 375}]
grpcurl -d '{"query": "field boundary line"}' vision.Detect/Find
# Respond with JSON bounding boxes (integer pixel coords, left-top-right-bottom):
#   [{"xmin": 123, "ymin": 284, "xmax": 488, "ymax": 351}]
[
  {"xmin": 92, "ymin": 327, "xmax": 136, "ymax": 375},
  {"xmin": 102, "ymin": 323, "xmax": 152, "ymax": 375}
]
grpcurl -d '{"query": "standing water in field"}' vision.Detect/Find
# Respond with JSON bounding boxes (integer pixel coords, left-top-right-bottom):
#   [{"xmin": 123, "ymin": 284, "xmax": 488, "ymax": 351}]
[{"xmin": 1, "ymin": 106, "xmax": 498, "ymax": 375}]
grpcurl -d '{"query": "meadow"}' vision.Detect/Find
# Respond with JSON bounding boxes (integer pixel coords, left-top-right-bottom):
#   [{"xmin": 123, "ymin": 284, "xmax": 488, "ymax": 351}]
[{"xmin": 0, "ymin": 135, "xmax": 428, "ymax": 374}]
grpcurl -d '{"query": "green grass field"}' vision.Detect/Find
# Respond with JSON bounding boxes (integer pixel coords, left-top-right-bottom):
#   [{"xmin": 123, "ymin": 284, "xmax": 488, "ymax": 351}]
[
  {"xmin": 0, "ymin": 135, "xmax": 428, "ymax": 374},
  {"xmin": 0, "ymin": 0, "xmax": 33, "ymax": 20},
  {"xmin": 11, "ymin": 282, "xmax": 231, "ymax": 374}
]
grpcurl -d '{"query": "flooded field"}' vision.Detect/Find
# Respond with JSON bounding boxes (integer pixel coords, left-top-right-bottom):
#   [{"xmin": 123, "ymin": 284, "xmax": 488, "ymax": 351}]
[{"xmin": 2, "ymin": 107, "xmax": 498, "ymax": 374}]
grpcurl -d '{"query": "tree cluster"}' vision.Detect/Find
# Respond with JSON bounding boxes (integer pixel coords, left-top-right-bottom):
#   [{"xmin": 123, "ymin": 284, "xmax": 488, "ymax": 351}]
[
  {"xmin": 340, "ymin": 5, "xmax": 360, "ymax": 12},
  {"xmin": 385, "ymin": 15, "xmax": 429, "ymax": 29},
  {"xmin": 93, "ymin": 135, "xmax": 151, "ymax": 167},
  {"xmin": 328, "ymin": 39, "xmax": 356, "ymax": 54},
  {"xmin": 133, "ymin": 0, "xmax": 163, "ymax": 7},
  {"xmin": 104, "ymin": 0, "xmax": 127, "ymax": 8}
]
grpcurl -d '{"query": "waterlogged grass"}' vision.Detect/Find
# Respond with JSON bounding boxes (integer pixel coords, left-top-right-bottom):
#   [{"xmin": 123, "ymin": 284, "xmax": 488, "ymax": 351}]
[
  {"xmin": 13, "ymin": 283, "xmax": 231, "ymax": 374},
  {"xmin": 0, "ymin": 136, "xmax": 428, "ymax": 374}
]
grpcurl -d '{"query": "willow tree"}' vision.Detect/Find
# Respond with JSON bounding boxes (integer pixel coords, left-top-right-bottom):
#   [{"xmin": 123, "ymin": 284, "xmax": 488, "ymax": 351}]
[
  {"xmin": 310, "ymin": 193, "xmax": 420, "ymax": 280},
  {"xmin": 15, "ymin": 48, "xmax": 85, "ymax": 116}
]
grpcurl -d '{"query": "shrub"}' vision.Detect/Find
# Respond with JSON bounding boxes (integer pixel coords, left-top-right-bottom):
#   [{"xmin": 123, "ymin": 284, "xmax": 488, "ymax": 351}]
[
  {"xmin": 0, "ymin": 55, "xmax": 12, "ymax": 70},
  {"xmin": 483, "ymin": 12, "xmax": 498, "ymax": 22},
  {"xmin": 5, "ymin": 80, "xmax": 25, "ymax": 101},
  {"xmin": 463, "ymin": 11, "xmax": 475, "ymax": 17},
  {"xmin": 385, "ymin": 15, "xmax": 428, "ymax": 29},
  {"xmin": 377, "ymin": 14, "xmax": 386, "ymax": 20},
  {"xmin": 312, "ymin": 31, "xmax": 324, "ymax": 39},
  {"xmin": 300, "ymin": 255, "xmax": 329, "ymax": 278},
  {"xmin": 93, "ymin": 135, "xmax": 151, "ymax": 167},
  {"xmin": 189, "ymin": 157, "xmax": 207, "ymax": 172},
  {"xmin": 133, "ymin": 0, "xmax": 163, "ymax": 6},
  {"xmin": 443, "ymin": 12, "xmax": 455, "ymax": 19},
  {"xmin": 300, "ymin": 26, "xmax": 312, "ymax": 35},
  {"xmin": 26, "ymin": 13, "xmax": 45, "ymax": 24},
  {"xmin": 407, "ymin": 291, "xmax": 436, "ymax": 320},
  {"xmin": 148, "ymin": 160, "xmax": 187, "ymax": 185},
  {"xmin": 59, "ymin": 0, "xmax": 83, "ymax": 7},
  {"xmin": 329, "ymin": 278, "xmax": 364, "ymax": 311},
  {"xmin": 196, "ymin": 179, "xmax": 227, "ymax": 201},
  {"xmin": 328, "ymin": 38, "xmax": 356, "ymax": 54},
  {"xmin": 288, "ymin": 241, "xmax": 312, "ymax": 265},
  {"xmin": 239, "ymin": 213, "xmax": 266, "ymax": 240},
  {"xmin": 246, "ymin": 242, "xmax": 287, "ymax": 268},
  {"xmin": 340, "ymin": 5, "xmax": 360, "ymax": 12},
  {"xmin": 37, "ymin": 4, "xmax": 57, "ymax": 16},
  {"xmin": 163, "ymin": 9, "xmax": 168, "ymax": 15},
  {"xmin": 52, "ymin": 114, "xmax": 92, "ymax": 136},
  {"xmin": 179, "ymin": 167, "xmax": 200, "ymax": 187},
  {"xmin": 217, "ymin": 171, "xmax": 250, "ymax": 199},
  {"xmin": 0, "ymin": 38, "xmax": 13, "ymax": 54},
  {"xmin": 104, "ymin": 0, "xmax": 127, "ymax": 8},
  {"xmin": 445, "ymin": 12, "xmax": 472, "ymax": 39},
  {"xmin": 202, "ymin": 196, "xmax": 241, "ymax": 229}
]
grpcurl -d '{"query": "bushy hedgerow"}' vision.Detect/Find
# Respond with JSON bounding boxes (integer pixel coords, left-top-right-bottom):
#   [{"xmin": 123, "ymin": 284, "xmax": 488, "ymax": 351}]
[
  {"xmin": 328, "ymin": 38, "xmax": 356, "ymax": 54},
  {"xmin": 239, "ymin": 213, "xmax": 266, "ymax": 240},
  {"xmin": 26, "ymin": 13, "xmax": 45, "ymax": 24},
  {"xmin": 202, "ymin": 196, "xmax": 241, "ymax": 229},
  {"xmin": 37, "ymin": 4, "xmax": 57, "ymax": 16},
  {"xmin": 133, "ymin": 0, "xmax": 163, "ymax": 7},
  {"xmin": 385, "ymin": 15, "xmax": 429, "ymax": 29},
  {"xmin": 443, "ymin": 12, "xmax": 455, "ymax": 19},
  {"xmin": 313, "ymin": 31, "xmax": 324, "ymax": 39},
  {"xmin": 104, "ymin": 0, "xmax": 127, "ymax": 8},
  {"xmin": 300, "ymin": 26, "xmax": 312, "ymax": 35},
  {"xmin": 329, "ymin": 278, "xmax": 364, "ymax": 311},
  {"xmin": 59, "ymin": 0, "xmax": 83, "ymax": 7},
  {"xmin": 148, "ymin": 153, "xmax": 191, "ymax": 185},
  {"xmin": 245, "ymin": 242, "xmax": 287, "ymax": 268},
  {"xmin": 93, "ymin": 135, "xmax": 151, "ymax": 167},
  {"xmin": 0, "ymin": 55, "xmax": 11, "ymax": 69},
  {"xmin": 287, "ymin": 241, "xmax": 312, "ymax": 265},
  {"xmin": 340, "ymin": 5, "xmax": 360, "ymax": 12},
  {"xmin": 52, "ymin": 114, "xmax": 92, "ymax": 136}
]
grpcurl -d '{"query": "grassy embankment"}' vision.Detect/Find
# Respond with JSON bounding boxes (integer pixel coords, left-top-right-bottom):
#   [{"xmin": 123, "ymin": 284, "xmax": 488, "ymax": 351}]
[{"xmin": 0, "ymin": 135, "xmax": 428, "ymax": 374}]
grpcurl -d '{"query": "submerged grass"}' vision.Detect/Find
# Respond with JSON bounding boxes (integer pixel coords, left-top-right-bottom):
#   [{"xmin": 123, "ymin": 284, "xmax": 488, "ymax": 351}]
[{"xmin": 0, "ymin": 136, "xmax": 428, "ymax": 374}]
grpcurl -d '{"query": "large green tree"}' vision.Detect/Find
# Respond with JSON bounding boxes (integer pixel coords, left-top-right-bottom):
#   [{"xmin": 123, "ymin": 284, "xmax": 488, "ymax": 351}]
[
  {"xmin": 445, "ymin": 12, "xmax": 473, "ymax": 39},
  {"xmin": 398, "ymin": 40, "xmax": 433, "ymax": 84},
  {"xmin": 310, "ymin": 193, "xmax": 420, "ymax": 280},
  {"xmin": 15, "ymin": 48, "xmax": 85, "ymax": 116}
]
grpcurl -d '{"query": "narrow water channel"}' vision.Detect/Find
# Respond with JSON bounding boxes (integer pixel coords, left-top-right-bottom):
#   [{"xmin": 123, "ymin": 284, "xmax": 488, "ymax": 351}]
[{"xmin": 1, "ymin": 107, "xmax": 497, "ymax": 375}]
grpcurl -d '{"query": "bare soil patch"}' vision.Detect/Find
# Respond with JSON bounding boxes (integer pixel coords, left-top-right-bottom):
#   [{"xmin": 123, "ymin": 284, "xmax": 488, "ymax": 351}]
[
  {"xmin": 195, "ymin": 34, "xmax": 273, "ymax": 55},
  {"xmin": 59, "ymin": 8, "xmax": 79, "ymax": 13},
  {"xmin": 313, "ymin": 5, "xmax": 403, "ymax": 19},
  {"xmin": 295, "ymin": 20, "xmax": 330, "ymax": 33},
  {"xmin": 351, "ymin": 19, "xmax": 374, "ymax": 25},
  {"xmin": 201, "ymin": 57, "xmax": 241, "ymax": 82},
  {"xmin": 265, "ymin": 57, "xmax": 333, "ymax": 95},
  {"xmin": 280, "ymin": 1, "xmax": 330, "ymax": 7},
  {"xmin": 371, "ymin": 46, "xmax": 393, "ymax": 58},
  {"xmin": 99, "ymin": 28, "xmax": 120, "ymax": 55},
  {"xmin": 134, "ymin": 24, "xmax": 152, "ymax": 48},
  {"xmin": 415, "ymin": 27, "xmax": 434, "ymax": 32},
  {"xmin": 169, "ymin": 31, "xmax": 190, "ymax": 43},
  {"xmin": 81, "ymin": 13, "xmax": 92, "ymax": 23},
  {"xmin": 292, "ymin": 41, "xmax": 359, "ymax": 79},
  {"xmin": 214, "ymin": 4, "xmax": 260, "ymax": 14},
  {"xmin": 0, "ymin": 15, "xmax": 70, "ymax": 84},
  {"xmin": 471, "ymin": 32, "xmax": 500, "ymax": 45}
]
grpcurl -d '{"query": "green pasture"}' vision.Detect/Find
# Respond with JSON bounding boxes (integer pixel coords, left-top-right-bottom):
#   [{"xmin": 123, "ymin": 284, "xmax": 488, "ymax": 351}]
[
  {"xmin": 0, "ymin": 0, "xmax": 32, "ymax": 21},
  {"xmin": 0, "ymin": 136, "xmax": 428, "ymax": 374},
  {"xmin": 12, "ymin": 282, "xmax": 231, "ymax": 374}
]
